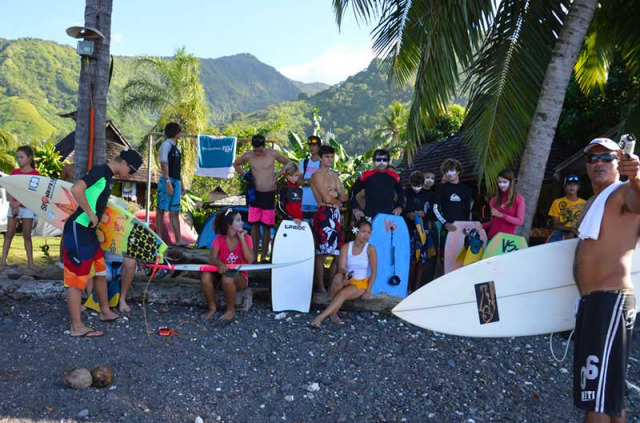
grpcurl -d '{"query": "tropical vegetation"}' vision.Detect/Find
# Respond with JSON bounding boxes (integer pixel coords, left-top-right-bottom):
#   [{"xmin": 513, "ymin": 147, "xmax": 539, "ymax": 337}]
[{"xmin": 332, "ymin": 0, "xmax": 640, "ymax": 237}]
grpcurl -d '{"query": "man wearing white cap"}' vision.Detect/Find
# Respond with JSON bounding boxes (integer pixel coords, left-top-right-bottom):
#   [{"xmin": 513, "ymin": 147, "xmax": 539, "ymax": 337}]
[{"xmin": 573, "ymin": 136, "xmax": 639, "ymax": 422}]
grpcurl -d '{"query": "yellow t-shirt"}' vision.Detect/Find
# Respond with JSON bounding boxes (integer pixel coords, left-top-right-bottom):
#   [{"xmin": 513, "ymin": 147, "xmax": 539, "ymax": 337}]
[{"xmin": 548, "ymin": 196, "xmax": 586, "ymax": 228}]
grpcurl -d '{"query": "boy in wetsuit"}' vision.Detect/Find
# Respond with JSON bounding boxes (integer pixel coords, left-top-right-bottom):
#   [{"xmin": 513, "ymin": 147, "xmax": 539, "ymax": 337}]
[
  {"xmin": 63, "ymin": 149, "xmax": 143, "ymax": 337},
  {"xmin": 277, "ymin": 162, "xmax": 303, "ymax": 225},
  {"xmin": 350, "ymin": 148, "xmax": 404, "ymax": 221}
]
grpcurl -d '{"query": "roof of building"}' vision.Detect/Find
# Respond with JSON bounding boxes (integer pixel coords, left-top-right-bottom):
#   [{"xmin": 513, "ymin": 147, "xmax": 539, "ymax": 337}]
[
  {"xmin": 398, "ymin": 132, "xmax": 575, "ymax": 185},
  {"xmin": 55, "ymin": 121, "xmax": 159, "ymax": 184}
]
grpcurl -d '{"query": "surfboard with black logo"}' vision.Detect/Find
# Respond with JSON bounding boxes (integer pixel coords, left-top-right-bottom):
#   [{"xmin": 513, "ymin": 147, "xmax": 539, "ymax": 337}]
[{"xmin": 393, "ymin": 239, "xmax": 640, "ymax": 337}]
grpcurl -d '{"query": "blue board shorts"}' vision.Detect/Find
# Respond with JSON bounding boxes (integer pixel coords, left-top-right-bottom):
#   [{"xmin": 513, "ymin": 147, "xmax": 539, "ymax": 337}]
[{"xmin": 157, "ymin": 177, "xmax": 182, "ymax": 212}]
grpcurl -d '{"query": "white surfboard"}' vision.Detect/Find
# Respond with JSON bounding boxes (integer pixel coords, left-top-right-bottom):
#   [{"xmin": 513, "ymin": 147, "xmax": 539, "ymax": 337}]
[
  {"xmin": 393, "ymin": 239, "xmax": 640, "ymax": 337},
  {"xmin": 271, "ymin": 220, "xmax": 315, "ymax": 313}
]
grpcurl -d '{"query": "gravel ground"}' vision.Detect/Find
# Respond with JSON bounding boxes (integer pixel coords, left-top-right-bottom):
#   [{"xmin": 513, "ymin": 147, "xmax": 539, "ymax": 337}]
[{"xmin": 0, "ymin": 297, "xmax": 639, "ymax": 423}]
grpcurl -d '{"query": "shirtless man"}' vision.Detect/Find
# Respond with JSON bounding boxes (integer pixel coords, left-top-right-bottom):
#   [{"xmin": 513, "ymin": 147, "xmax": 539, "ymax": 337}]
[
  {"xmin": 233, "ymin": 134, "xmax": 289, "ymax": 261},
  {"xmin": 573, "ymin": 137, "xmax": 638, "ymax": 423},
  {"xmin": 310, "ymin": 145, "xmax": 347, "ymax": 293}
]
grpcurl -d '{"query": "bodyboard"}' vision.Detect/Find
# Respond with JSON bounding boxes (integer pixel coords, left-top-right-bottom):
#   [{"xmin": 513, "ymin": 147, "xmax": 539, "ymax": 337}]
[
  {"xmin": 271, "ymin": 220, "xmax": 315, "ymax": 312},
  {"xmin": 443, "ymin": 221, "xmax": 487, "ymax": 274},
  {"xmin": 369, "ymin": 214, "xmax": 410, "ymax": 298},
  {"xmin": 482, "ymin": 232, "xmax": 528, "ymax": 259}
]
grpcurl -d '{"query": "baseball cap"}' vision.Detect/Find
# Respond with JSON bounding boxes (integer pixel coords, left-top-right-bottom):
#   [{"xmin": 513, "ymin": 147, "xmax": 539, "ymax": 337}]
[
  {"xmin": 583, "ymin": 138, "xmax": 620, "ymax": 153},
  {"xmin": 307, "ymin": 135, "xmax": 322, "ymax": 145},
  {"xmin": 564, "ymin": 174, "xmax": 580, "ymax": 185},
  {"xmin": 119, "ymin": 148, "xmax": 143, "ymax": 174}
]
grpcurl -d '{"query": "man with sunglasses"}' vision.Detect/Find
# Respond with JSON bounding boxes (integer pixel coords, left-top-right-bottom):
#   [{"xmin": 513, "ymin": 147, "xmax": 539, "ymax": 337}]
[
  {"xmin": 350, "ymin": 149, "xmax": 404, "ymax": 221},
  {"xmin": 63, "ymin": 148, "xmax": 143, "ymax": 338},
  {"xmin": 572, "ymin": 137, "xmax": 639, "ymax": 422},
  {"xmin": 547, "ymin": 174, "xmax": 586, "ymax": 243}
]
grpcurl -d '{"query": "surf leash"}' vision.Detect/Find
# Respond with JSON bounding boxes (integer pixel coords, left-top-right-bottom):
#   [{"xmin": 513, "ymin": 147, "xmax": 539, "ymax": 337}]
[
  {"xmin": 549, "ymin": 330, "xmax": 574, "ymax": 362},
  {"xmin": 141, "ymin": 255, "xmax": 206, "ymax": 348}
]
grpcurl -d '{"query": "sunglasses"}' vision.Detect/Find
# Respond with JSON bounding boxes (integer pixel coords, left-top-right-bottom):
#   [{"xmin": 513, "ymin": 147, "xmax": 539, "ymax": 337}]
[
  {"xmin": 585, "ymin": 153, "xmax": 616, "ymax": 164},
  {"xmin": 374, "ymin": 158, "xmax": 389, "ymax": 164},
  {"xmin": 564, "ymin": 176, "xmax": 579, "ymax": 184}
]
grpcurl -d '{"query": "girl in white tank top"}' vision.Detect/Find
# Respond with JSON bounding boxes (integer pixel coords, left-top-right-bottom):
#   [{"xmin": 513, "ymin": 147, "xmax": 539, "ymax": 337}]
[
  {"xmin": 311, "ymin": 220, "xmax": 378, "ymax": 329},
  {"xmin": 347, "ymin": 241, "xmax": 370, "ymax": 280}
]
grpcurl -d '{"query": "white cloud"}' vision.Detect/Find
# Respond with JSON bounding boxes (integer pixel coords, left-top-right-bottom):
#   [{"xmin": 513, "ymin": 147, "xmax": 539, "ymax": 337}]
[{"xmin": 279, "ymin": 45, "xmax": 375, "ymax": 85}]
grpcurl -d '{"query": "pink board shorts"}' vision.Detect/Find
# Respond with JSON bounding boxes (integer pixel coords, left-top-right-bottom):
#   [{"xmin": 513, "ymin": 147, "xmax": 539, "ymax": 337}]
[
  {"xmin": 248, "ymin": 190, "xmax": 276, "ymax": 226},
  {"xmin": 248, "ymin": 208, "xmax": 276, "ymax": 226}
]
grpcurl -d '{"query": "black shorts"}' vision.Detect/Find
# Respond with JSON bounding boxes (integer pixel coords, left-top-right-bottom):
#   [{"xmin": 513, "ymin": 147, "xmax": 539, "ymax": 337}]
[
  {"xmin": 250, "ymin": 190, "xmax": 275, "ymax": 210},
  {"xmin": 573, "ymin": 290, "xmax": 636, "ymax": 417}
]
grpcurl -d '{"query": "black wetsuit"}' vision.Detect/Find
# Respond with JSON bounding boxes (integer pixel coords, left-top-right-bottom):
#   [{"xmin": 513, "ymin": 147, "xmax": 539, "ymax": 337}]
[
  {"xmin": 433, "ymin": 182, "xmax": 472, "ymax": 224},
  {"xmin": 350, "ymin": 169, "xmax": 404, "ymax": 219}
]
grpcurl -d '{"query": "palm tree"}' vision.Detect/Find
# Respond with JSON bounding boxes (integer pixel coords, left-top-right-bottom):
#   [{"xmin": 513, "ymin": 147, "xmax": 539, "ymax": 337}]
[
  {"xmin": 333, "ymin": 0, "xmax": 638, "ymax": 238},
  {"xmin": 120, "ymin": 47, "xmax": 210, "ymax": 187},
  {"xmin": 75, "ymin": 0, "xmax": 113, "ymax": 180},
  {"xmin": 374, "ymin": 101, "xmax": 408, "ymax": 160}
]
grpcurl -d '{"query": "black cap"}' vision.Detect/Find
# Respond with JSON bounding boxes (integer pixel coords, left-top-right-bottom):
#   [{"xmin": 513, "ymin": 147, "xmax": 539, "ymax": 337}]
[
  {"xmin": 252, "ymin": 134, "xmax": 266, "ymax": 147},
  {"xmin": 119, "ymin": 148, "xmax": 143, "ymax": 173}
]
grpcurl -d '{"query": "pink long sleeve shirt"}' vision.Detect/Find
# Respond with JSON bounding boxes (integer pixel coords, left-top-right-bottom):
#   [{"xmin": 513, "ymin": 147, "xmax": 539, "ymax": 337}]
[{"xmin": 482, "ymin": 193, "xmax": 525, "ymax": 240}]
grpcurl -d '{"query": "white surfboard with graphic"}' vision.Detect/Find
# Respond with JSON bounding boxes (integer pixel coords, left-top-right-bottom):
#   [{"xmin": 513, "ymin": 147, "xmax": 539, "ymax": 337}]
[{"xmin": 393, "ymin": 239, "xmax": 640, "ymax": 337}]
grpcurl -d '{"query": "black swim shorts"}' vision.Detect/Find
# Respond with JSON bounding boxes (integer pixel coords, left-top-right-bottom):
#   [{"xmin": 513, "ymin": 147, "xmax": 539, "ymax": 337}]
[{"xmin": 573, "ymin": 290, "xmax": 636, "ymax": 417}]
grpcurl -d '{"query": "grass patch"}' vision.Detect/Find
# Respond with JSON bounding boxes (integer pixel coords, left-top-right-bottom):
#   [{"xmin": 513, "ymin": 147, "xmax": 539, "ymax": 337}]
[{"xmin": 1, "ymin": 235, "xmax": 60, "ymax": 267}]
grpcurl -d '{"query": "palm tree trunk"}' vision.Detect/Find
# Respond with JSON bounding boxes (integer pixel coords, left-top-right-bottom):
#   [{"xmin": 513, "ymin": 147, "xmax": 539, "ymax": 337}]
[
  {"xmin": 74, "ymin": 0, "xmax": 112, "ymax": 180},
  {"xmin": 518, "ymin": 0, "xmax": 597, "ymax": 240}
]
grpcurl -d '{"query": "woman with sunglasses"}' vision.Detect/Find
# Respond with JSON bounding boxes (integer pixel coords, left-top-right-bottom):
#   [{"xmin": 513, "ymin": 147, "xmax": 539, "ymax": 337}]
[
  {"xmin": 200, "ymin": 208, "xmax": 254, "ymax": 322},
  {"xmin": 547, "ymin": 174, "xmax": 586, "ymax": 243},
  {"xmin": 481, "ymin": 169, "xmax": 525, "ymax": 240},
  {"xmin": 350, "ymin": 149, "xmax": 404, "ymax": 221}
]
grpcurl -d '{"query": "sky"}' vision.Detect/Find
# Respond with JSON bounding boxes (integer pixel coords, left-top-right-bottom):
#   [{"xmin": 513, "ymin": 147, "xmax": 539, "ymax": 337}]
[{"xmin": 1, "ymin": 0, "xmax": 378, "ymax": 84}]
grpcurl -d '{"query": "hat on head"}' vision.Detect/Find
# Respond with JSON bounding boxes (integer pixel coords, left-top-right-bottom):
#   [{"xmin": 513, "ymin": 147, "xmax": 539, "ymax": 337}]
[
  {"xmin": 119, "ymin": 148, "xmax": 143, "ymax": 173},
  {"xmin": 307, "ymin": 135, "xmax": 322, "ymax": 145},
  {"xmin": 564, "ymin": 174, "xmax": 580, "ymax": 185},
  {"xmin": 583, "ymin": 138, "xmax": 620, "ymax": 153}
]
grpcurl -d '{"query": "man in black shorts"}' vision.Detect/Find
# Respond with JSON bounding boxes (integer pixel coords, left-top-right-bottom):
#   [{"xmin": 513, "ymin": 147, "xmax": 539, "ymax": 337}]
[{"xmin": 573, "ymin": 137, "xmax": 639, "ymax": 422}]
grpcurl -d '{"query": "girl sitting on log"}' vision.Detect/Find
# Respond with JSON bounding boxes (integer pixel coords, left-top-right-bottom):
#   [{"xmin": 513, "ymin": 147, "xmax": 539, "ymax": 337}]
[
  {"xmin": 310, "ymin": 219, "xmax": 377, "ymax": 328},
  {"xmin": 201, "ymin": 208, "xmax": 254, "ymax": 322}
]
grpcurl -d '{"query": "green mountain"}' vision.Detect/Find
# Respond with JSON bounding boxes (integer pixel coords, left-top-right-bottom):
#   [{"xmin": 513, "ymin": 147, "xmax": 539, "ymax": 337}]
[
  {"xmin": 200, "ymin": 53, "xmax": 327, "ymax": 122},
  {"xmin": 0, "ymin": 38, "xmax": 410, "ymax": 155},
  {"xmin": 0, "ymin": 39, "xmax": 328, "ymax": 146},
  {"xmin": 225, "ymin": 60, "xmax": 415, "ymax": 154}
]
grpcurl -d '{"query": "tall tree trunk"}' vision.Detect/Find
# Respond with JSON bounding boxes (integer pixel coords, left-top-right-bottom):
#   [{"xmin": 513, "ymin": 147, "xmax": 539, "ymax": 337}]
[
  {"xmin": 518, "ymin": 0, "xmax": 597, "ymax": 240},
  {"xmin": 74, "ymin": 0, "xmax": 112, "ymax": 180}
]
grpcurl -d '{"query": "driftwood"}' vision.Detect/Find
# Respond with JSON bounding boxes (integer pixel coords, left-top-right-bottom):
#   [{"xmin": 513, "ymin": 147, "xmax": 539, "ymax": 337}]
[{"xmin": 166, "ymin": 246, "xmax": 210, "ymax": 263}]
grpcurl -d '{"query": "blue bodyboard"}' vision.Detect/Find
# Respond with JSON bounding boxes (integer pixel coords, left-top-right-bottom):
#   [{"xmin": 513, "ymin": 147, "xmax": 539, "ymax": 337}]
[{"xmin": 369, "ymin": 214, "xmax": 410, "ymax": 298}]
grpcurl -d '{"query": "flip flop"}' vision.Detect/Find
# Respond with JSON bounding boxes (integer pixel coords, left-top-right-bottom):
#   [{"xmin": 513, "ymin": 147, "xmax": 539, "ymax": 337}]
[
  {"xmin": 70, "ymin": 329, "xmax": 103, "ymax": 338},
  {"xmin": 329, "ymin": 315, "xmax": 343, "ymax": 324},
  {"xmin": 217, "ymin": 316, "xmax": 236, "ymax": 326},
  {"xmin": 100, "ymin": 316, "xmax": 122, "ymax": 324},
  {"xmin": 309, "ymin": 320, "xmax": 321, "ymax": 329}
]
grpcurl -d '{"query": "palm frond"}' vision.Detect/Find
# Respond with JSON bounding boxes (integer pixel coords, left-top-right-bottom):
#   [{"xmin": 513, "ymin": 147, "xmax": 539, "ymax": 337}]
[
  {"xmin": 580, "ymin": 0, "xmax": 640, "ymax": 86},
  {"xmin": 404, "ymin": 0, "xmax": 496, "ymax": 158},
  {"xmin": 460, "ymin": 0, "xmax": 570, "ymax": 189},
  {"xmin": 332, "ymin": 0, "xmax": 380, "ymax": 28}
]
